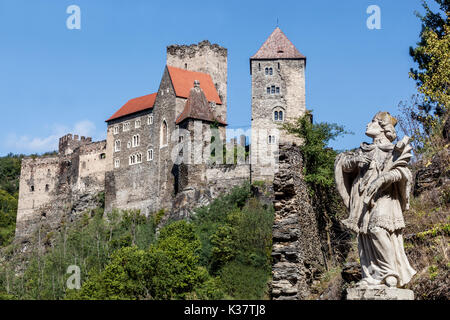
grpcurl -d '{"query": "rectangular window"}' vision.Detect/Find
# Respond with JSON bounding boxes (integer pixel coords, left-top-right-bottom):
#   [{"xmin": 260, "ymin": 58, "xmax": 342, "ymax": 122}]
[
  {"xmin": 114, "ymin": 159, "xmax": 120, "ymax": 168},
  {"xmin": 268, "ymin": 135, "xmax": 276, "ymax": 145},
  {"xmin": 267, "ymin": 87, "xmax": 270, "ymax": 94},
  {"xmin": 276, "ymin": 87, "xmax": 280, "ymax": 94},
  {"xmin": 147, "ymin": 149, "xmax": 153, "ymax": 161},
  {"xmin": 271, "ymin": 86, "xmax": 275, "ymax": 94}
]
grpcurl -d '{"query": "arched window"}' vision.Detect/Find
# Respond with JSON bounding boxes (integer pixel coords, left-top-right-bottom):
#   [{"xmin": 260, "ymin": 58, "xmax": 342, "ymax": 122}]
[
  {"xmin": 273, "ymin": 107, "xmax": 285, "ymax": 122},
  {"xmin": 268, "ymin": 135, "xmax": 276, "ymax": 145},
  {"xmin": 136, "ymin": 153, "xmax": 142, "ymax": 163},
  {"xmin": 148, "ymin": 115, "xmax": 153, "ymax": 125},
  {"xmin": 265, "ymin": 68, "xmax": 268, "ymax": 75},
  {"xmin": 161, "ymin": 120, "xmax": 168, "ymax": 146},
  {"xmin": 45, "ymin": 184, "xmax": 49, "ymax": 192},
  {"xmin": 132, "ymin": 135, "xmax": 140, "ymax": 147},
  {"xmin": 129, "ymin": 154, "xmax": 136, "ymax": 165},
  {"xmin": 267, "ymin": 87, "xmax": 270, "ymax": 94},
  {"xmin": 258, "ymin": 63, "xmax": 261, "ymax": 71},
  {"xmin": 269, "ymin": 68, "xmax": 273, "ymax": 75},
  {"xmin": 115, "ymin": 140, "xmax": 121, "ymax": 152}
]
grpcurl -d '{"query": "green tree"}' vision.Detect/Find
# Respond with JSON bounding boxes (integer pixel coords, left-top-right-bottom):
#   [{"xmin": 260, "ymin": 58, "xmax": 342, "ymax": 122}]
[
  {"xmin": 282, "ymin": 111, "xmax": 350, "ymax": 190},
  {"xmin": 0, "ymin": 189, "xmax": 18, "ymax": 246},
  {"xmin": 409, "ymin": 0, "xmax": 449, "ymax": 116}
]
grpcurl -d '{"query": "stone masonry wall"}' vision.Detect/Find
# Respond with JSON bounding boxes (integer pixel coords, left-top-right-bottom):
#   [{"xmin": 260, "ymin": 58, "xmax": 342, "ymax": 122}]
[
  {"xmin": 15, "ymin": 139, "xmax": 107, "ymax": 243},
  {"xmin": 250, "ymin": 59, "xmax": 306, "ymax": 182},
  {"xmin": 167, "ymin": 40, "xmax": 228, "ymax": 123},
  {"xmin": 271, "ymin": 144, "xmax": 324, "ymax": 300}
]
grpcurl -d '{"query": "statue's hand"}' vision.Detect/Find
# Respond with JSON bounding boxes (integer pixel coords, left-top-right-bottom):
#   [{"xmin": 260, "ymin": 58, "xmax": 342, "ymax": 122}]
[
  {"xmin": 353, "ymin": 154, "xmax": 371, "ymax": 167},
  {"xmin": 364, "ymin": 177, "xmax": 384, "ymax": 206}
]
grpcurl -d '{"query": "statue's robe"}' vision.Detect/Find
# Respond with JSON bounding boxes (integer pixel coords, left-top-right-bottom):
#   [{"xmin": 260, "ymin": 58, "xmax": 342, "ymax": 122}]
[{"xmin": 335, "ymin": 140, "xmax": 416, "ymax": 286}]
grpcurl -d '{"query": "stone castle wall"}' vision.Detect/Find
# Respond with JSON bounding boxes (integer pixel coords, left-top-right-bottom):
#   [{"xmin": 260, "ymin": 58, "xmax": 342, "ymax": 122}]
[{"xmin": 15, "ymin": 136, "xmax": 107, "ymax": 242}]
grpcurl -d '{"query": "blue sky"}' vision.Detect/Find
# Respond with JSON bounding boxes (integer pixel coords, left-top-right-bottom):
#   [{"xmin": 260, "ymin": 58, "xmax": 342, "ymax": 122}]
[{"xmin": 0, "ymin": 0, "xmax": 431, "ymax": 155}]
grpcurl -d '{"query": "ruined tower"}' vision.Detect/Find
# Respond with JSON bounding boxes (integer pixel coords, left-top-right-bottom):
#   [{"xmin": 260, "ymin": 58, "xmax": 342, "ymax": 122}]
[
  {"xmin": 166, "ymin": 40, "xmax": 228, "ymax": 123},
  {"xmin": 250, "ymin": 27, "xmax": 307, "ymax": 181}
]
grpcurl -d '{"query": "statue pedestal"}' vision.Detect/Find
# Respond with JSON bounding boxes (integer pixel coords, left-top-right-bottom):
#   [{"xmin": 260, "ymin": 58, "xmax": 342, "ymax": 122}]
[{"xmin": 346, "ymin": 285, "xmax": 414, "ymax": 300}]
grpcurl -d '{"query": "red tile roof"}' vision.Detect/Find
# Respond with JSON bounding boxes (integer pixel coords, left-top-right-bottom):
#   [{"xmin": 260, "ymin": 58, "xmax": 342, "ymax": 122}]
[
  {"xmin": 106, "ymin": 93, "xmax": 157, "ymax": 122},
  {"xmin": 167, "ymin": 66, "xmax": 222, "ymax": 105},
  {"xmin": 251, "ymin": 27, "xmax": 305, "ymax": 60},
  {"xmin": 176, "ymin": 82, "xmax": 226, "ymax": 125}
]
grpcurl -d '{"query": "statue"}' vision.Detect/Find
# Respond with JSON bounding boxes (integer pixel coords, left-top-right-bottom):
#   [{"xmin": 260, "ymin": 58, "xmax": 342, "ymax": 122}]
[{"xmin": 335, "ymin": 112, "xmax": 416, "ymax": 294}]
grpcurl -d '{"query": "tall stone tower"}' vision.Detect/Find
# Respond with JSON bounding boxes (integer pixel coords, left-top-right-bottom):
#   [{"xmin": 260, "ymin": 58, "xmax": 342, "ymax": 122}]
[
  {"xmin": 250, "ymin": 27, "xmax": 307, "ymax": 181},
  {"xmin": 166, "ymin": 40, "xmax": 228, "ymax": 123}
]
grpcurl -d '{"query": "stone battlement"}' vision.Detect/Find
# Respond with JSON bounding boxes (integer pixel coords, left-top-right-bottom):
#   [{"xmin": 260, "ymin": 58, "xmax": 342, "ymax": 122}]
[
  {"xmin": 58, "ymin": 133, "xmax": 93, "ymax": 155},
  {"xmin": 167, "ymin": 40, "xmax": 227, "ymax": 57}
]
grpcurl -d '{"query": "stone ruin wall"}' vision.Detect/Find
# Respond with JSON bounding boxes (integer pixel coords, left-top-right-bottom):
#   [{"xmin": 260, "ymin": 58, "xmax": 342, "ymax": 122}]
[
  {"xmin": 15, "ymin": 156, "xmax": 60, "ymax": 240},
  {"xmin": 15, "ymin": 135, "xmax": 107, "ymax": 243},
  {"xmin": 271, "ymin": 144, "xmax": 324, "ymax": 300},
  {"xmin": 165, "ymin": 162, "xmax": 251, "ymax": 222}
]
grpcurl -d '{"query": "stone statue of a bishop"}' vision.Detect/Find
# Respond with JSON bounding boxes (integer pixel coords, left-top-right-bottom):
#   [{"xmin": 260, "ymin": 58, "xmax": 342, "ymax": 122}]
[{"xmin": 335, "ymin": 111, "xmax": 416, "ymax": 289}]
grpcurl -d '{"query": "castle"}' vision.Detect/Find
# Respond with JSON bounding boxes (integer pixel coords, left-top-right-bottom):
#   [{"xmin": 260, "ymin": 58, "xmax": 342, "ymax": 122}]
[{"xmin": 15, "ymin": 27, "xmax": 307, "ymax": 242}]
